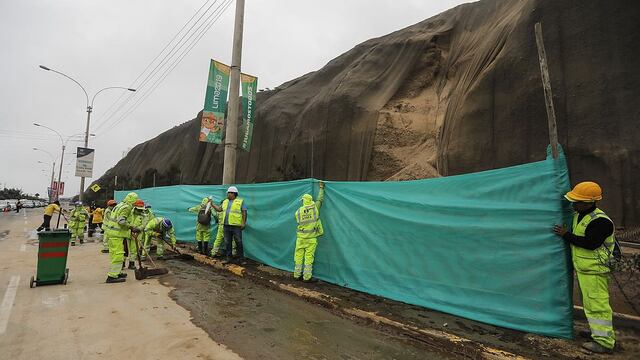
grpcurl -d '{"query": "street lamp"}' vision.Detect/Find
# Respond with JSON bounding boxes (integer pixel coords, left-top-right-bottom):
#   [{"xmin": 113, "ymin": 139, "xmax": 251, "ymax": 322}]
[
  {"xmin": 39, "ymin": 64, "xmax": 135, "ymax": 202},
  {"xmin": 33, "ymin": 123, "xmax": 95, "ymax": 227},
  {"xmin": 33, "ymin": 148, "xmax": 56, "ymax": 202}
]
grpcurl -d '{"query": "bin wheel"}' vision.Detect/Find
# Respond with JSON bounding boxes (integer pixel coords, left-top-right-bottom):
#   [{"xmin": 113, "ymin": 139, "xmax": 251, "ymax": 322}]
[
  {"xmin": 30, "ymin": 276, "xmax": 36, "ymax": 288},
  {"xmin": 63, "ymin": 269, "xmax": 69, "ymax": 285}
]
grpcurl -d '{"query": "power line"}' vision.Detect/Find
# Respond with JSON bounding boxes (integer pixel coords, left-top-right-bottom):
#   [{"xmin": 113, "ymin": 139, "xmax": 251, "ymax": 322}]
[
  {"xmin": 98, "ymin": 0, "xmax": 233, "ymax": 135},
  {"xmin": 94, "ymin": 0, "xmax": 223, "ymax": 132}
]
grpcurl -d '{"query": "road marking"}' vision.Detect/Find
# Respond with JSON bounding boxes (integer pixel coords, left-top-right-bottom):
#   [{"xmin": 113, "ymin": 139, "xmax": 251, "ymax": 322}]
[
  {"xmin": 42, "ymin": 294, "xmax": 68, "ymax": 308},
  {"xmin": 0, "ymin": 275, "xmax": 20, "ymax": 334},
  {"xmin": 19, "ymin": 245, "xmax": 26, "ymax": 252}
]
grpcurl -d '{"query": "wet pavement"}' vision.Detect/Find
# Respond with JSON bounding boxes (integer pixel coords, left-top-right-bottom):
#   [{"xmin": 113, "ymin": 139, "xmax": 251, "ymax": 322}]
[{"xmin": 161, "ymin": 259, "xmax": 453, "ymax": 360}]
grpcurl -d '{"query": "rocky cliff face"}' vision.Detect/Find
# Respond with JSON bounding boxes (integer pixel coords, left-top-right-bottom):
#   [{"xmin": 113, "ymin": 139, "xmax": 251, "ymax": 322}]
[{"xmin": 86, "ymin": 0, "xmax": 640, "ymax": 226}]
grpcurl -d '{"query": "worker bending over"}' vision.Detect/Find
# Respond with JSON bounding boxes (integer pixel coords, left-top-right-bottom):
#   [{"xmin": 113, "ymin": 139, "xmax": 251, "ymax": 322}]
[
  {"xmin": 37, "ymin": 200, "xmax": 61, "ymax": 232},
  {"xmin": 104, "ymin": 192, "xmax": 138, "ymax": 283},
  {"xmin": 126, "ymin": 199, "xmax": 151, "ymax": 269},
  {"xmin": 143, "ymin": 217, "xmax": 177, "ymax": 259},
  {"xmin": 554, "ymin": 181, "xmax": 617, "ymax": 354},
  {"xmin": 293, "ymin": 181, "xmax": 325, "ymax": 282},
  {"xmin": 68, "ymin": 202, "xmax": 89, "ymax": 246},
  {"xmin": 188, "ymin": 197, "xmax": 214, "ymax": 255}
]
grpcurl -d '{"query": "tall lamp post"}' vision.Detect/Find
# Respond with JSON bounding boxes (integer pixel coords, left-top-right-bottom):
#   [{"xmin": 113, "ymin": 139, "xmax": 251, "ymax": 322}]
[
  {"xmin": 37, "ymin": 160, "xmax": 56, "ymax": 201},
  {"xmin": 38, "ymin": 65, "xmax": 135, "ymax": 201}
]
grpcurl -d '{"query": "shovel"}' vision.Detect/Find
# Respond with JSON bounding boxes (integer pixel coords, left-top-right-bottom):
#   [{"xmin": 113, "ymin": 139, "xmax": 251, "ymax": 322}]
[
  {"xmin": 133, "ymin": 231, "xmax": 169, "ymax": 280},
  {"xmin": 161, "ymin": 238, "xmax": 195, "ymax": 261}
]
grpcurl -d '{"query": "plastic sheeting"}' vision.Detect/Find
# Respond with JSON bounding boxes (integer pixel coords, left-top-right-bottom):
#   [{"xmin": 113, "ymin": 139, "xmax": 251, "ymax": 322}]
[{"xmin": 116, "ymin": 146, "xmax": 574, "ymax": 338}]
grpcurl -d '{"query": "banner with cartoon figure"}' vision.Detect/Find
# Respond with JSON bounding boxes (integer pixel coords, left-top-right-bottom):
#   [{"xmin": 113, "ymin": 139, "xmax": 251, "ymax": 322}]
[
  {"xmin": 240, "ymin": 73, "xmax": 257, "ymax": 151},
  {"xmin": 199, "ymin": 59, "xmax": 230, "ymax": 143}
]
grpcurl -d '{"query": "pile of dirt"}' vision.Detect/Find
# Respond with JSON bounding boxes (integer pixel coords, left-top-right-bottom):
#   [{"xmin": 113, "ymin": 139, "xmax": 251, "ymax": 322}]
[{"xmin": 86, "ymin": 0, "xmax": 640, "ymax": 226}]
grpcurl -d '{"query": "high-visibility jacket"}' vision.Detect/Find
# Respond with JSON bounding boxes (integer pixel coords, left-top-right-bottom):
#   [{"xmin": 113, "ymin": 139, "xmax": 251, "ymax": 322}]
[
  {"xmin": 104, "ymin": 193, "xmax": 138, "ymax": 238},
  {"xmin": 92, "ymin": 208, "xmax": 104, "ymax": 223},
  {"xmin": 220, "ymin": 198, "xmax": 244, "ymax": 226},
  {"xmin": 44, "ymin": 203, "xmax": 60, "ymax": 216},
  {"xmin": 189, "ymin": 197, "xmax": 212, "ymax": 230},
  {"xmin": 144, "ymin": 217, "xmax": 177, "ymax": 245},
  {"xmin": 295, "ymin": 189, "xmax": 324, "ymax": 239},
  {"xmin": 69, "ymin": 207, "xmax": 89, "ymax": 227},
  {"xmin": 130, "ymin": 209, "xmax": 152, "ymax": 230},
  {"xmin": 571, "ymin": 208, "xmax": 615, "ymax": 274}
]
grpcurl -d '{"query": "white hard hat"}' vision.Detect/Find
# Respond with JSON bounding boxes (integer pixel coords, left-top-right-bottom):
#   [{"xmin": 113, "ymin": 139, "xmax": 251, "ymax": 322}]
[{"xmin": 227, "ymin": 186, "xmax": 239, "ymax": 194}]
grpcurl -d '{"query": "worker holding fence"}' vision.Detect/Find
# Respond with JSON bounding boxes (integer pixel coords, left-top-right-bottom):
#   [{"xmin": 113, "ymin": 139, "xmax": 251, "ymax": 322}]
[
  {"xmin": 68, "ymin": 202, "xmax": 89, "ymax": 246},
  {"xmin": 103, "ymin": 192, "xmax": 138, "ymax": 283},
  {"xmin": 554, "ymin": 181, "xmax": 617, "ymax": 354},
  {"xmin": 101, "ymin": 200, "xmax": 117, "ymax": 253},
  {"xmin": 293, "ymin": 181, "xmax": 325, "ymax": 283},
  {"xmin": 188, "ymin": 197, "xmax": 214, "ymax": 256},
  {"xmin": 143, "ymin": 217, "xmax": 177, "ymax": 259}
]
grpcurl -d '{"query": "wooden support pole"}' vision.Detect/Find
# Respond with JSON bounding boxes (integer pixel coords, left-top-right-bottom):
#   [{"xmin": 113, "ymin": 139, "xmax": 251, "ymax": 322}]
[{"xmin": 534, "ymin": 22, "xmax": 559, "ymax": 159}]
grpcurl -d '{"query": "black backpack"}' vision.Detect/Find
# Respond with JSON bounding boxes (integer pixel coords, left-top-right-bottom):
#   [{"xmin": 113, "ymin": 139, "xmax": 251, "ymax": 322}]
[{"xmin": 197, "ymin": 208, "xmax": 212, "ymax": 225}]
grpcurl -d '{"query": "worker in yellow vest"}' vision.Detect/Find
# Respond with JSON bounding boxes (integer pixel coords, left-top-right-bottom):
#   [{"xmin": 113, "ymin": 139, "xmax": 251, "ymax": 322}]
[
  {"xmin": 101, "ymin": 200, "xmax": 117, "ymax": 253},
  {"xmin": 293, "ymin": 181, "xmax": 325, "ymax": 282},
  {"xmin": 211, "ymin": 186, "xmax": 247, "ymax": 264},
  {"xmin": 68, "ymin": 202, "xmax": 89, "ymax": 246},
  {"xmin": 554, "ymin": 181, "xmax": 617, "ymax": 354},
  {"xmin": 103, "ymin": 192, "xmax": 138, "ymax": 283}
]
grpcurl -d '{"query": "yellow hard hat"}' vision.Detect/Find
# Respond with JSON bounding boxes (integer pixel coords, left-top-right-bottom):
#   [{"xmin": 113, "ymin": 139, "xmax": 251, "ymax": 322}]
[{"xmin": 565, "ymin": 181, "xmax": 602, "ymax": 202}]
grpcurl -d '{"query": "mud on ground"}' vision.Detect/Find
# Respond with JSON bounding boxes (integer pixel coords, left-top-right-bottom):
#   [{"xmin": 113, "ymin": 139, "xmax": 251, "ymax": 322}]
[{"xmin": 158, "ymin": 253, "xmax": 640, "ymax": 360}]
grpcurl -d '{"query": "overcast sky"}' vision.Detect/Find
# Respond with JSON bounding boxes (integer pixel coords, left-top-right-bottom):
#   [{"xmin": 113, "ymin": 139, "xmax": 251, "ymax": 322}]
[{"xmin": 0, "ymin": 0, "xmax": 467, "ymax": 197}]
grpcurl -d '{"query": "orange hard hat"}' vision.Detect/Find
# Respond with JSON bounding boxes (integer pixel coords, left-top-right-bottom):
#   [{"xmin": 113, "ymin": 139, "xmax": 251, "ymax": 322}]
[
  {"xmin": 107, "ymin": 200, "xmax": 117, "ymax": 206},
  {"xmin": 565, "ymin": 181, "xmax": 602, "ymax": 202},
  {"xmin": 133, "ymin": 199, "xmax": 145, "ymax": 208}
]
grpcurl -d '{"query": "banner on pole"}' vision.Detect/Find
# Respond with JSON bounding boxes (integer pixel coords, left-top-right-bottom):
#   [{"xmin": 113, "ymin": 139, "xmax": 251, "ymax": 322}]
[
  {"xmin": 240, "ymin": 73, "xmax": 257, "ymax": 151},
  {"xmin": 59, "ymin": 181, "xmax": 65, "ymax": 195},
  {"xmin": 75, "ymin": 147, "xmax": 95, "ymax": 177},
  {"xmin": 199, "ymin": 59, "xmax": 230, "ymax": 144}
]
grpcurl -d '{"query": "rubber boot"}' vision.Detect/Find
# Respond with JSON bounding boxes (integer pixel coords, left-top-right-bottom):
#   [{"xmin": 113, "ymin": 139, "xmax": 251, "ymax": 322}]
[
  {"xmin": 197, "ymin": 242, "xmax": 203, "ymax": 254},
  {"xmin": 203, "ymin": 242, "xmax": 209, "ymax": 257},
  {"xmin": 106, "ymin": 276, "xmax": 126, "ymax": 283},
  {"xmin": 128, "ymin": 261, "xmax": 136, "ymax": 270}
]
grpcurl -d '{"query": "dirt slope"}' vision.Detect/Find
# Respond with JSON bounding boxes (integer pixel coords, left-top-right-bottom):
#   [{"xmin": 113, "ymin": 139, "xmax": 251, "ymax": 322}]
[{"xmin": 86, "ymin": 0, "xmax": 640, "ymax": 226}]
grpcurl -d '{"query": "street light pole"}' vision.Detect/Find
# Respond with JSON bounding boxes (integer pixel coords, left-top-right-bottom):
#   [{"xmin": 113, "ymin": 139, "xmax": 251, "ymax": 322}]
[
  {"xmin": 39, "ymin": 65, "xmax": 135, "ymax": 202},
  {"xmin": 222, "ymin": 0, "xmax": 246, "ymax": 185},
  {"xmin": 34, "ymin": 149, "xmax": 56, "ymax": 202}
]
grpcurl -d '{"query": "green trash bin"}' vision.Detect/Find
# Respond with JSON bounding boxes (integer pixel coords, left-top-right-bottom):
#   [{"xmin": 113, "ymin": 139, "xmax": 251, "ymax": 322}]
[{"xmin": 30, "ymin": 229, "xmax": 70, "ymax": 288}]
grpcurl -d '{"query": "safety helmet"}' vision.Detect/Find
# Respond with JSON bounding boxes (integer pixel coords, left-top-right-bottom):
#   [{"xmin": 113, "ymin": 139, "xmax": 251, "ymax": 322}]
[
  {"xmin": 133, "ymin": 199, "xmax": 145, "ymax": 209},
  {"xmin": 227, "ymin": 186, "xmax": 238, "ymax": 194},
  {"xmin": 162, "ymin": 218, "xmax": 172, "ymax": 229},
  {"xmin": 107, "ymin": 200, "xmax": 117, "ymax": 206},
  {"xmin": 565, "ymin": 181, "xmax": 602, "ymax": 202}
]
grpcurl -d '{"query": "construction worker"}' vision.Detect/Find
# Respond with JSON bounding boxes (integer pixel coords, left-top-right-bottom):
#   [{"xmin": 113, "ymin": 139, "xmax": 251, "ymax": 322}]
[
  {"xmin": 553, "ymin": 181, "xmax": 617, "ymax": 354},
  {"xmin": 91, "ymin": 206, "xmax": 104, "ymax": 236},
  {"xmin": 68, "ymin": 202, "xmax": 89, "ymax": 246},
  {"xmin": 125, "ymin": 199, "xmax": 148, "ymax": 269},
  {"xmin": 103, "ymin": 192, "xmax": 138, "ymax": 283},
  {"xmin": 188, "ymin": 197, "xmax": 214, "ymax": 255},
  {"xmin": 143, "ymin": 217, "xmax": 177, "ymax": 259},
  {"xmin": 101, "ymin": 200, "xmax": 116, "ymax": 253},
  {"xmin": 211, "ymin": 186, "xmax": 247, "ymax": 264},
  {"xmin": 293, "ymin": 181, "xmax": 325, "ymax": 282},
  {"xmin": 37, "ymin": 200, "xmax": 61, "ymax": 231}
]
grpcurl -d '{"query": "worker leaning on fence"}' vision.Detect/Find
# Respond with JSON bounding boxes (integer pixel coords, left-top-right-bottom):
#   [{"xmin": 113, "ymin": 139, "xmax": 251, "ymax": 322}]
[
  {"xmin": 103, "ymin": 192, "xmax": 138, "ymax": 284},
  {"xmin": 188, "ymin": 197, "xmax": 214, "ymax": 256},
  {"xmin": 125, "ymin": 199, "xmax": 148, "ymax": 269},
  {"xmin": 553, "ymin": 181, "xmax": 618, "ymax": 354},
  {"xmin": 68, "ymin": 202, "xmax": 89, "ymax": 246},
  {"xmin": 293, "ymin": 181, "xmax": 325, "ymax": 283},
  {"xmin": 143, "ymin": 217, "xmax": 177, "ymax": 259},
  {"xmin": 37, "ymin": 200, "xmax": 61, "ymax": 232},
  {"xmin": 101, "ymin": 200, "xmax": 117, "ymax": 253}
]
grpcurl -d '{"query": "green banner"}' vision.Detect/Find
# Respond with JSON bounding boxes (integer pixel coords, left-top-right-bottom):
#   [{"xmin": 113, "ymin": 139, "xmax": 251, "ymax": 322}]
[
  {"xmin": 240, "ymin": 73, "xmax": 257, "ymax": 151},
  {"xmin": 199, "ymin": 59, "xmax": 230, "ymax": 143}
]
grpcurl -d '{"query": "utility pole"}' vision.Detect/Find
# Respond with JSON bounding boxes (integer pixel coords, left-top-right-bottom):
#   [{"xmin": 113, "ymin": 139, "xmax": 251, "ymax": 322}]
[
  {"xmin": 222, "ymin": 0, "xmax": 246, "ymax": 185},
  {"xmin": 55, "ymin": 144, "xmax": 65, "ymax": 228},
  {"xmin": 153, "ymin": 172, "xmax": 156, "ymax": 187},
  {"xmin": 534, "ymin": 23, "xmax": 559, "ymax": 159},
  {"xmin": 79, "ymin": 106, "xmax": 92, "ymax": 202},
  {"xmin": 50, "ymin": 161, "xmax": 56, "ymax": 202}
]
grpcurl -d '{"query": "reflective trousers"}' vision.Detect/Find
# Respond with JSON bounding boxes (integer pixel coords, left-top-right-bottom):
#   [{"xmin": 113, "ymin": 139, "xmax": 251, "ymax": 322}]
[
  {"xmin": 102, "ymin": 231, "xmax": 110, "ymax": 251},
  {"xmin": 294, "ymin": 237, "xmax": 317, "ymax": 280},
  {"xmin": 69, "ymin": 224, "xmax": 84, "ymax": 243},
  {"xmin": 211, "ymin": 224, "xmax": 225, "ymax": 255},
  {"xmin": 143, "ymin": 233, "xmax": 165, "ymax": 258},
  {"xmin": 196, "ymin": 227, "xmax": 211, "ymax": 243},
  {"xmin": 126, "ymin": 235, "xmax": 139, "ymax": 263},
  {"xmin": 577, "ymin": 271, "xmax": 615, "ymax": 349},
  {"xmin": 107, "ymin": 236, "xmax": 126, "ymax": 278}
]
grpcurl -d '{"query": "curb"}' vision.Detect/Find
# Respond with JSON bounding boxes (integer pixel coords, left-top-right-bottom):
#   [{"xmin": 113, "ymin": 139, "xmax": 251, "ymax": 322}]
[{"xmin": 181, "ymin": 249, "xmax": 528, "ymax": 360}]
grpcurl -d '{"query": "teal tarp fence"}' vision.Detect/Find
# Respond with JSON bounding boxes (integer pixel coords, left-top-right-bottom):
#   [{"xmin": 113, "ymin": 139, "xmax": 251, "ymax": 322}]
[{"xmin": 116, "ymin": 146, "xmax": 574, "ymax": 338}]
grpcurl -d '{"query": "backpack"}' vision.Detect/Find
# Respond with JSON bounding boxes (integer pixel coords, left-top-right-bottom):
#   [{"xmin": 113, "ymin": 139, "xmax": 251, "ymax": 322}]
[{"xmin": 197, "ymin": 208, "xmax": 212, "ymax": 225}]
